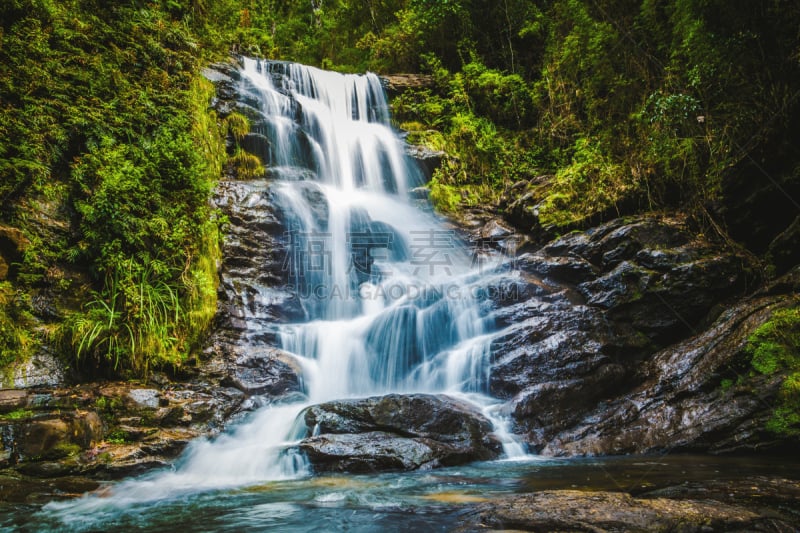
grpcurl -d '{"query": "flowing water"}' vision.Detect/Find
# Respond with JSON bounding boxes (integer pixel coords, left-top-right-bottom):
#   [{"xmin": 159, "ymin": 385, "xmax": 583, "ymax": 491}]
[
  {"xmin": 9, "ymin": 454, "xmax": 800, "ymax": 531},
  {"xmin": 22, "ymin": 59, "xmax": 528, "ymax": 526}
]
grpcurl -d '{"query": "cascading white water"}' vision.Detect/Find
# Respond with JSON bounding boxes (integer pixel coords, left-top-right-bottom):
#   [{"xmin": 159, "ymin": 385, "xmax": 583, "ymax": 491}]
[
  {"xmin": 244, "ymin": 57, "xmax": 528, "ymax": 456},
  {"xmin": 255, "ymin": 58, "xmax": 493, "ymax": 397},
  {"xmin": 45, "ymin": 60, "xmax": 526, "ymax": 518}
]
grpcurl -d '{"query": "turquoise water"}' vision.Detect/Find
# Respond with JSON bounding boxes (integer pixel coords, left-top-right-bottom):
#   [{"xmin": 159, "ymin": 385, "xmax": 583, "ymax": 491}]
[{"xmin": 4, "ymin": 454, "xmax": 797, "ymax": 532}]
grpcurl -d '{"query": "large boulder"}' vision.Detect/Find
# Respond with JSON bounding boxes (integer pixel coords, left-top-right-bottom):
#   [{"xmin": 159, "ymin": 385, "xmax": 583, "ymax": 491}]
[
  {"xmin": 519, "ymin": 214, "xmax": 750, "ymax": 344},
  {"xmin": 295, "ymin": 394, "xmax": 502, "ymax": 472},
  {"xmin": 204, "ymin": 179, "xmax": 305, "ymax": 386},
  {"xmin": 404, "ymin": 144, "xmax": 445, "ymax": 182}
]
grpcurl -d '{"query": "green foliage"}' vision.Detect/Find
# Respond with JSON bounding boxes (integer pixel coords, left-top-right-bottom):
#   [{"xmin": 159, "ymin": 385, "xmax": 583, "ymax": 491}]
[
  {"xmin": 746, "ymin": 306, "xmax": 800, "ymax": 436},
  {"xmin": 0, "ymin": 408, "xmax": 34, "ymax": 420},
  {"xmin": 222, "ymin": 111, "xmax": 265, "ymax": 179},
  {"xmin": 105, "ymin": 428, "xmax": 131, "ymax": 445},
  {"xmin": 428, "ymin": 176, "xmax": 463, "ymax": 213},
  {"xmin": 0, "ymin": 1, "xmax": 227, "ymax": 377},
  {"xmin": 229, "ymin": 149, "xmax": 266, "ymax": 180},
  {"xmin": 383, "ymin": 0, "xmax": 800, "ymax": 236},
  {"xmin": 748, "ymin": 307, "xmax": 800, "ymax": 375},
  {"xmin": 538, "ymin": 138, "xmax": 630, "ymax": 227},
  {"xmin": 2, "ymin": 0, "xmax": 800, "ymax": 377},
  {"xmin": 458, "ymin": 61, "xmax": 536, "ymax": 129},
  {"xmin": 63, "ymin": 259, "xmax": 186, "ymax": 374},
  {"xmin": 224, "ymin": 113, "xmax": 251, "ymax": 142},
  {"xmin": 0, "ymin": 283, "xmax": 35, "ymax": 368}
]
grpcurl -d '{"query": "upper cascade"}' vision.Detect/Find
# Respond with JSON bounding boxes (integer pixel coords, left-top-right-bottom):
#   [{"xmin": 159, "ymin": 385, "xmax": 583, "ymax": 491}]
[
  {"xmin": 241, "ymin": 58, "xmax": 418, "ymax": 194},
  {"xmin": 235, "ymin": 58, "xmax": 517, "ymax": 405}
]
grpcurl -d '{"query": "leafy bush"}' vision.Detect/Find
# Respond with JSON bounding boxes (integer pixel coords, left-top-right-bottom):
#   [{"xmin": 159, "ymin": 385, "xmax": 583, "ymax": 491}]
[
  {"xmin": 538, "ymin": 138, "xmax": 631, "ymax": 227},
  {"xmin": 458, "ymin": 61, "xmax": 536, "ymax": 129},
  {"xmin": 65, "ymin": 260, "xmax": 183, "ymax": 374},
  {"xmin": 229, "ymin": 149, "xmax": 265, "ymax": 180},
  {"xmin": 0, "ymin": 282, "xmax": 35, "ymax": 369},
  {"xmin": 224, "ymin": 113, "xmax": 251, "ymax": 142},
  {"xmin": 746, "ymin": 306, "xmax": 800, "ymax": 436},
  {"xmin": 0, "ymin": 1, "xmax": 227, "ymax": 377}
]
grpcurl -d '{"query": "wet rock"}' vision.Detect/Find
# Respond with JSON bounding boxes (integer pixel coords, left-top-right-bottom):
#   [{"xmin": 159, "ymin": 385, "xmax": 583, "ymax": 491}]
[
  {"xmin": 380, "ymin": 73, "xmax": 435, "ymax": 95},
  {"xmin": 479, "ymin": 218, "xmax": 514, "ymax": 241},
  {"xmin": 409, "ymin": 186, "xmax": 429, "ymax": 200},
  {"xmin": 487, "ymin": 214, "xmax": 764, "ymax": 452},
  {"xmin": 490, "ymin": 303, "xmax": 615, "ymax": 396},
  {"xmin": 4, "ymin": 348, "xmax": 67, "ymax": 388},
  {"xmin": 0, "ymin": 379, "xmax": 245, "ymax": 477},
  {"xmin": 293, "ymin": 181, "xmax": 330, "ymax": 229},
  {"xmin": 203, "ymin": 60, "xmax": 242, "ymax": 117},
  {"xmin": 0, "ymin": 389, "xmax": 29, "ymax": 411},
  {"xmin": 540, "ymin": 295, "xmax": 793, "ymax": 456},
  {"xmin": 297, "ymin": 394, "xmax": 502, "ymax": 472},
  {"xmin": 206, "ymin": 178, "xmax": 304, "ymax": 379},
  {"xmin": 641, "ymin": 475, "xmax": 800, "ymax": 513},
  {"xmin": 299, "ymin": 432, "xmax": 463, "ymax": 473},
  {"xmin": 221, "ymin": 347, "xmax": 304, "ymax": 397},
  {"xmin": 404, "ymin": 144, "xmax": 444, "ymax": 182},
  {"xmin": 499, "ymin": 175, "xmax": 553, "ymax": 235},
  {"xmin": 515, "ymin": 251, "xmax": 598, "ymax": 285},
  {"xmin": 457, "ymin": 490, "xmax": 783, "ymax": 532},
  {"xmin": 75, "ymin": 427, "xmax": 201, "ymax": 478},
  {"xmin": 10, "ymin": 411, "xmax": 102, "ymax": 463},
  {"xmin": 0, "ymin": 473, "xmax": 100, "ymax": 504},
  {"xmin": 536, "ymin": 215, "xmax": 749, "ymax": 345},
  {"xmin": 489, "ymin": 301, "xmax": 636, "ymax": 444},
  {"xmin": 577, "ymin": 253, "xmax": 746, "ymax": 344},
  {"xmin": 446, "ymin": 208, "xmax": 530, "ymax": 265},
  {"xmin": 239, "ymin": 132, "xmax": 272, "ymax": 165},
  {"xmin": 127, "ymin": 389, "xmax": 161, "ymax": 409}
]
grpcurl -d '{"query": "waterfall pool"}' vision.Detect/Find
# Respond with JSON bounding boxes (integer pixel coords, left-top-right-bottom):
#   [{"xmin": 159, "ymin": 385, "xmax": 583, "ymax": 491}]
[{"xmin": 3, "ymin": 453, "xmax": 797, "ymax": 531}]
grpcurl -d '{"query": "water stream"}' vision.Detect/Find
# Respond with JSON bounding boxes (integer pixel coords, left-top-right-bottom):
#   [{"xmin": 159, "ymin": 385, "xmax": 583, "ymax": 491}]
[{"xmin": 34, "ymin": 59, "xmax": 529, "ymax": 523}]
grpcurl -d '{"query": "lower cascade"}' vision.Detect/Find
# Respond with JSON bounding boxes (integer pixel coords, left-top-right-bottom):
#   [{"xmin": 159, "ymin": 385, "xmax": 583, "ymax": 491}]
[{"xmin": 45, "ymin": 58, "xmax": 528, "ymax": 517}]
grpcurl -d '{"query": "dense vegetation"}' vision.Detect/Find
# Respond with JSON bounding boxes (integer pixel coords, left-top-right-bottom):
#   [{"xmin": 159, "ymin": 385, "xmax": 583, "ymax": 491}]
[
  {"xmin": 231, "ymin": 1, "xmax": 799, "ymax": 240},
  {"xmin": 0, "ymin": 0, "xmax": 239, "ymax": 376},
  {"xmin": 2, "ymin": 0, "xmax": 799, "ymax": 383},
  {"xmin": 746, "ymin": 305, "xmax": 800, "ymax": 436}
]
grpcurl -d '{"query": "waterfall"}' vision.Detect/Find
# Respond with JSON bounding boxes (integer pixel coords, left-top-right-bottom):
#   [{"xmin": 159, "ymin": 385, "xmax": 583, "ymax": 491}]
[
  {"xmin": 46, "ymin": 60, "xmax": 526, "ymax": 515},
  {"xmin": 259, "ymin": 58, "xmax": 505, "ymax": 406}
]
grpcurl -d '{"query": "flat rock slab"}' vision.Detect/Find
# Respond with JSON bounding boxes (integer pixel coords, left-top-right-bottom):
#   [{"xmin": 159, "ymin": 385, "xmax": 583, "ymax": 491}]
[{"xmin": 457, "ymin": 490, "xmax": 790, "ymax": 532}]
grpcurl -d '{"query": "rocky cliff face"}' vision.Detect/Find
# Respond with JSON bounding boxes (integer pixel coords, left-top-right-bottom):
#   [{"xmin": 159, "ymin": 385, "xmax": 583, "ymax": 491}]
[{"xmin": 473, "ymin": 213, "xmax": 797, "ymax": 455}]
